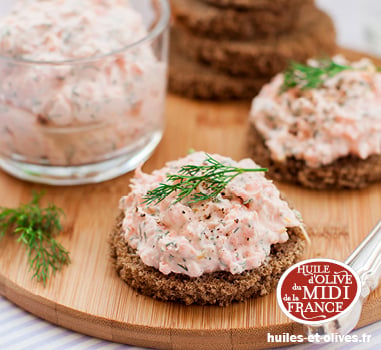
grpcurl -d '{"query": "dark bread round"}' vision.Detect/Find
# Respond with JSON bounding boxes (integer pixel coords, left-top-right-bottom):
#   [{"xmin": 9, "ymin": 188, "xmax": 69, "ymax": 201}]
[
  {"xmin": 175, "ymin": 5, "xmax": 336, "ymax": 78},
  {"xmin": 110, "ymin": 213, "xmax": 305, "ymax": 306},
  {"xmin": 171, "ymin": 0, "xmax": 303, "ymax": 40},
  {"xmin": 202, "ymin": 0, "xmax": 305, "ymax": 10},
  {"xmin": 168, "ymin": 30, "xmax": 270, "ymax": 100},
  {"xmin": 248, "ymin": 124, "xmax": 381, "ymax": 190}
]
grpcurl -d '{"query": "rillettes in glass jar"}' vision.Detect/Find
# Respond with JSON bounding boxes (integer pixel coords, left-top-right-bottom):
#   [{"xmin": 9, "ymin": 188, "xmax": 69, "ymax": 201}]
[{"xmin": 0, "ymin": 0, "xmax": 170, "ymax": 185}]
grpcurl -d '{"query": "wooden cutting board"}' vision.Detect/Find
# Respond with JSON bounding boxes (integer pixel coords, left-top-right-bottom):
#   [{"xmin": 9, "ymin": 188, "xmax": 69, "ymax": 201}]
[{"xmin": 1, "ymin": 49, "xmax": 381, "ymax": 350}]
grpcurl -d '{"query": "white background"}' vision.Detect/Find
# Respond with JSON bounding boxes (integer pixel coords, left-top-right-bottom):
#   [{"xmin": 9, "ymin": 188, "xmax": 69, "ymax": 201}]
[{"xmin": 317, "ymin": 0, "xmax": 381, "ymax": 56}]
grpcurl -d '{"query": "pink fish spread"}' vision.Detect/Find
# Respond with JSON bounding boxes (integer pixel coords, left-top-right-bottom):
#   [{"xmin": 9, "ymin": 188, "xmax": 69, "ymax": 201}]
[
  {"xmin": 250, "ymin": 56, "xmax": 381, "ymax": 167},
  {"xmin": 0, "ymin": 0, "xmax": 166, "ymax": 165},
  {"xmin": 119, "ymin": 152, "xmax": 303, "ymax": 277}
]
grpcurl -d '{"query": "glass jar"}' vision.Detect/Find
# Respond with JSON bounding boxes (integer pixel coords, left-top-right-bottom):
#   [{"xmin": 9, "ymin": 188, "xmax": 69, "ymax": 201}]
[{"xmin": 0, "ymin": 0, "xmax": 170, "ymax": 185}]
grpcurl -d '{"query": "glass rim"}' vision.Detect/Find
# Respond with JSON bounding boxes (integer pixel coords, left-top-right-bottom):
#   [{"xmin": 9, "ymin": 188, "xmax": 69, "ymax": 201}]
[{"xmin": 0, "ymin": 0, "xmax": 170, "ymax": 66}]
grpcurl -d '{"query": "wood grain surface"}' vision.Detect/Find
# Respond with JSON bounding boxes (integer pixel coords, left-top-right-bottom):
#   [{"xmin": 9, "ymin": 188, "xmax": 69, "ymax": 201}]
[{"xmin": 0, "ymin": 50, "xmax": 381, "ymax": 350}]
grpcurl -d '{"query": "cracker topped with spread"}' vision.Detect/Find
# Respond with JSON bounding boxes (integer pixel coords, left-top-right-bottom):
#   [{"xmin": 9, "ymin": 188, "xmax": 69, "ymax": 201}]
[
  {"xmin": 249, "ymin": 56, "xmax": 381, "ymax": 189},
  {"xmin": 110, "ymin": 152, "xmax": 306, "ymax": 305}
]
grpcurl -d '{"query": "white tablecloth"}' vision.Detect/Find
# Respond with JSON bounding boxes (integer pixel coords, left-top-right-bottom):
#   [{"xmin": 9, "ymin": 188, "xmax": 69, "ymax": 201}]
[{"xmin": 1, "ymin": 295, "xmax": 381, "ymax": 349}]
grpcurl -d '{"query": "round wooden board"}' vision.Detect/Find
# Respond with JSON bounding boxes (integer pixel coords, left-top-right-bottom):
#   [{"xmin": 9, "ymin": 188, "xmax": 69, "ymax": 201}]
[{"xmin": 1, "ymin": 49, "xmax": 381, "ymax": 350}]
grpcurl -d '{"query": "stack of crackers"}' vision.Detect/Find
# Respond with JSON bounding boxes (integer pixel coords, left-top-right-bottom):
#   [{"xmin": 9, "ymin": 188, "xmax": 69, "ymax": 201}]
[{"xmin": 169, "ymin": 0, "xmax": 337, "ymax": 100}]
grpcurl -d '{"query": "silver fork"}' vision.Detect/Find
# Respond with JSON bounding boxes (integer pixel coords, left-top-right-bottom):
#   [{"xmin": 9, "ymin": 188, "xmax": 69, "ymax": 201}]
[{"xmin": 304, "ymin": 220, "xmax": 381, "ymax": 338}]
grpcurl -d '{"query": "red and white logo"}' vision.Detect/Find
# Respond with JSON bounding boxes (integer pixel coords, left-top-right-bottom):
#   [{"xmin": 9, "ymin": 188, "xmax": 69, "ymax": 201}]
[{"xmin": 277, "ymin": 259, "xmax": 361, "ymax": 324}]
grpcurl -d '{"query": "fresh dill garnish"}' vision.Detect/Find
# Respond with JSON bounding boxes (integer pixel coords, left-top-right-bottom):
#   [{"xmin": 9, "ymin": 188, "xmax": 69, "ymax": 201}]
[
  {"xmin": 142, "ymin": 154, "xmax": 268, "ymax": 205},
  {"xmin": 281, "ymin": 59, "xmax": 351, "ymax": 91},
  {"xmin": 177, "ymin": 263, "xmax": 188, "ymax": 272},
  {"xmin": 0, "ymin": 192, "xmax": 70, "ymax": 285}
]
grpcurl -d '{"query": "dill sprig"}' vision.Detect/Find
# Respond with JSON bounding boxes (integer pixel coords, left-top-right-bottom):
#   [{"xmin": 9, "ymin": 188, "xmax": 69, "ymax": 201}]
[
  {"xmin": 282, "ymin": 59, "xmax": 351, "ymax": 91},
  {"xmin": 142, "ymin": 154, "xmax": 268, "ymax": 205},
  {"xmin": 0, "ymin": 192, "xmax": 70, "ymax": 285}
]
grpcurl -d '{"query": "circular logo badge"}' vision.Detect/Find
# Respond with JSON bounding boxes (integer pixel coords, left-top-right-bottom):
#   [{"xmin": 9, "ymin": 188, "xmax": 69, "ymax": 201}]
[{"xmin": 277, "ymin": 259, "xmax": 361, "ymax": 325}]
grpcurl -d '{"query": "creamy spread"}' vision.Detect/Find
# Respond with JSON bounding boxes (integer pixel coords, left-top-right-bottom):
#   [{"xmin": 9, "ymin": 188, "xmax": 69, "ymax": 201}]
[
  {"xmin": 119, "ymin": 152, "xmax": 303, "ymax": 277},
  {"xmin": 250, "ymin": 56, "xmax": 381, "ymax": 167},
  {"xmin": 0, "ymin": 0, "xmax": 166, "ymax": 165}
]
